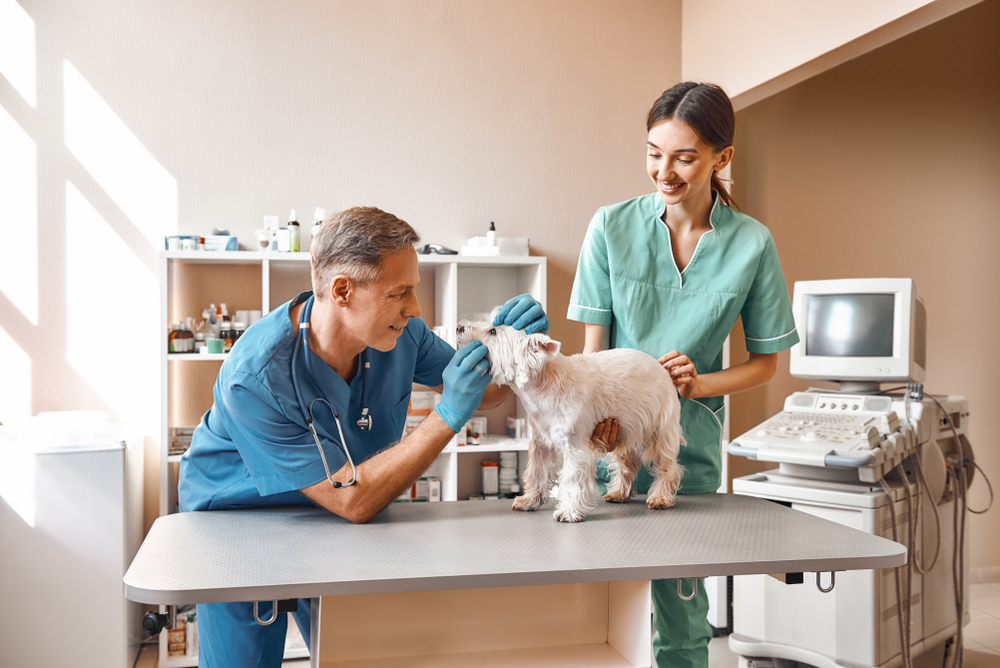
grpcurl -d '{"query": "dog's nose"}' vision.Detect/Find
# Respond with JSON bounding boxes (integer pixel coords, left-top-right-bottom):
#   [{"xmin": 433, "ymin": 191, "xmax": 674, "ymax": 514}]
[{"xmin": 456, "ymin": 325, "xmax": 465, "ymax": 335}]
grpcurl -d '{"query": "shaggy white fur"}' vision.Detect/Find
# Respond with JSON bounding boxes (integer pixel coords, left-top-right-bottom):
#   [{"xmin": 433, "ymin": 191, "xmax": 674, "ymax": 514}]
[{"xmin": 458, "ymin": 309, "xmax": 685, "ymax": 522}]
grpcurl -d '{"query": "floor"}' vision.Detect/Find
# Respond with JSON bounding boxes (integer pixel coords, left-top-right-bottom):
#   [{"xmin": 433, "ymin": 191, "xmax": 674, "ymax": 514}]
[{"xmin": 135, "ymin": 581, "xmax": 1000, "ymax": 667}]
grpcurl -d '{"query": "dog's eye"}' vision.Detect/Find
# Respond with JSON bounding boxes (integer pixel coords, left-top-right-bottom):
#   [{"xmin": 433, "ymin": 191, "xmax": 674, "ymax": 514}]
[{"xmin": 489, "ymin": 328, "xmax": 497, "ymax": 336}]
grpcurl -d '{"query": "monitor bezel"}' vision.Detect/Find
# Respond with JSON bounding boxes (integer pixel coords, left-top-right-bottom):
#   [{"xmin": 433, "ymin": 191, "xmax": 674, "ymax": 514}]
[{"xmin": 789, "ymin": 278, "xmax": 925, "ymax": 385}]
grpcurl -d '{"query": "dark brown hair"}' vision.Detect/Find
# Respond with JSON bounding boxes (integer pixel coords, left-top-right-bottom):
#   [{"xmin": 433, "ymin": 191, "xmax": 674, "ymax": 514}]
[
  {"xmin": 647, "ymin": 82, "xmax": 738, "ymax": 210},
  {"xmin": 310, "ymin": 207, "xmax": 420, "ymax": 298}
]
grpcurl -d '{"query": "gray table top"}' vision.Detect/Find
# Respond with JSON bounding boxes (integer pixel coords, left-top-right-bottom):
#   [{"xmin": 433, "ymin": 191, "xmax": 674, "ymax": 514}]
[{"xmin": 124, "ymin": 494, "xmax": 906, "ymax": 605}]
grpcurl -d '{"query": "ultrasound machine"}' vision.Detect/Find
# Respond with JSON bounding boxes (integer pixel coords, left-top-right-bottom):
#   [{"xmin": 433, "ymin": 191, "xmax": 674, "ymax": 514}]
[{"xmin": 727, "ymin": 278, "xmax": 989, "ymax": 668}]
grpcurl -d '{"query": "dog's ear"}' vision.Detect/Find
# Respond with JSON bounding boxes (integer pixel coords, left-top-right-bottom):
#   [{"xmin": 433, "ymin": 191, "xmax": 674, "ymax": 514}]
[{"xmin": 528, "ymin": 334, "xmax": 561, "ymax": 359}]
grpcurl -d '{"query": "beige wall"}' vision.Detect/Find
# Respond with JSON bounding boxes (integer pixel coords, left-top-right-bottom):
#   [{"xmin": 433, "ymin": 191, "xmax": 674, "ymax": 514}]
[
  {"xmin": 730, "ymin": 0, "xmax": 1000, "ymax": 576},
  {"xmin": 0, "ymin": 0, "xmax": 681, "ymax": 432},
  {"xmin": 682, "ymin": 0, "xmax": 983, "ymax": 108}
]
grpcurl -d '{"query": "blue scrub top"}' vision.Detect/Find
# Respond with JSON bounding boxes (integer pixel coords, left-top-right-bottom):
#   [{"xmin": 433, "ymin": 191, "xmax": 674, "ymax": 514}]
[{"xmin": 178, "ymin": 291, "xmax": 456, "ymax": 511}]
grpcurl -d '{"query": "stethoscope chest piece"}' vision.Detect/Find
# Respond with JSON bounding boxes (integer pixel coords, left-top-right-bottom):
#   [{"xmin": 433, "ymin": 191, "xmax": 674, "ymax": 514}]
[{"xmin": 356, "ymin": 361, "xmax": 373, "ymax": 430}]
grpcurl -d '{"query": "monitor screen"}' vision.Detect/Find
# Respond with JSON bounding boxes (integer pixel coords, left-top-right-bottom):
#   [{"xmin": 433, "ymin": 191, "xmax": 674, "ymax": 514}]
[{"xmin": 806, "ymin": 294, "xmax": 895, "ymax": 358}]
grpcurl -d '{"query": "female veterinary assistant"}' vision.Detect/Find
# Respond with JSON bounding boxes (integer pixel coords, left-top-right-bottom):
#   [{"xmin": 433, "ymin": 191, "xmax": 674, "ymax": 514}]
[{"xmin": 569, "ymin": 83, "xmax": 799, "ymax": 668}]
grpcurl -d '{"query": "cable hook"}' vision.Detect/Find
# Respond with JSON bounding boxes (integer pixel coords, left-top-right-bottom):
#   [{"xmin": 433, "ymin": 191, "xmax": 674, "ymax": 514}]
[
  {"xmin": 254, "ymin": 600, "xmax": 279, "ymax": 626},
  {"xmin": 677, "ymin": 578, "xmax": 698, "ymax": 601}
]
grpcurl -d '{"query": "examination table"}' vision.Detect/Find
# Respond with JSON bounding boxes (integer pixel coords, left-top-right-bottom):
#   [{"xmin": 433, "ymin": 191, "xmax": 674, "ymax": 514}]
[{"xmin": 124, "ymin": 493, "xmax": 906, "ymax": 667}]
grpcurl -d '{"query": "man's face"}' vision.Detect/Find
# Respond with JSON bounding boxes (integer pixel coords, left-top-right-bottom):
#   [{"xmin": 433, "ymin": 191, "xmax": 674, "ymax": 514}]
[{"xmin": 350, "ymin": 248, "xmax": 422, "ymax": 352}]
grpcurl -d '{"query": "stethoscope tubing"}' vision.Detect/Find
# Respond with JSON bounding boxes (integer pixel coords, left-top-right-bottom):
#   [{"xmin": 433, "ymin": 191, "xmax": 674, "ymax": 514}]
[{"xmin": 291, "ymin": 294, "xmax": 361, "ymax": 488}]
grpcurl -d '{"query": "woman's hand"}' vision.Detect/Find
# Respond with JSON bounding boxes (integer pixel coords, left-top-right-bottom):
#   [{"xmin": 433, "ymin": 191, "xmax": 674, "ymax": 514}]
[
  {"xmin": 592, "ymin": 418, "xmax": 621, "ymax": 453},
  {"xmin": 660, "ymin": 350, "xmax": 699, "ymax": 399}
]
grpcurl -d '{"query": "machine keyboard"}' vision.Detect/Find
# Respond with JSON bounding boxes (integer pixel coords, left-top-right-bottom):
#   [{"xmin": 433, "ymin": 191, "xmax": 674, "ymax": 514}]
[{"xmin": 744, "ymin": 410, "xmax": 883, "ymax": 452}]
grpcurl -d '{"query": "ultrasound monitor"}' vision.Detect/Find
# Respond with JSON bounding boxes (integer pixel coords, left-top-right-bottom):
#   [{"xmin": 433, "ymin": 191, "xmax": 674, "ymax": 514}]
[{"xmin": 789, "ymin": 278, "xmax": 926, "ymax": 393}]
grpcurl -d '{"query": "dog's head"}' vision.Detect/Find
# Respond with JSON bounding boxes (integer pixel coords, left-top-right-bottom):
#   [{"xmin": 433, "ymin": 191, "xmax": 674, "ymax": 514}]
[{"xmin": 456, "ymin": 307, "xmax": 561, "ymax": 388}]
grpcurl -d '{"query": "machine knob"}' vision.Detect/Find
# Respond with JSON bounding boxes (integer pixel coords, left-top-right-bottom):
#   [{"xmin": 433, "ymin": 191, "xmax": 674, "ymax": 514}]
[
  {"xmin": 755, "ymin": 429, "xmax": 770, "ymax": 437},
  {"xmin": 802, "ymin": 431, "xmax": 825, "ymax": 441}
]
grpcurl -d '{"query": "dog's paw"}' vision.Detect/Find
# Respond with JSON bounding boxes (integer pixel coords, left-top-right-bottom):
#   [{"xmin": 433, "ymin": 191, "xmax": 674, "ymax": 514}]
[
  {"xmin": 553, "ymin": 508, "xmax": 585, "ymax": 522},
  {"xmin": 511, "ymin": 495, "xmax": 541, "ymax": 512},
  {"xmin": 602, "ymin": 491, "xmax": 631, "ymax": 503},
  {"xmin": 646, "ymin": 495, "xmax": 677, "ymax": 510}
]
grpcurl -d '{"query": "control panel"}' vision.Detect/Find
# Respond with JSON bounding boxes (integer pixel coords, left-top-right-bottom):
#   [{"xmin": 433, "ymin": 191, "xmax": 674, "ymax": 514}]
[{"xmin": 729, "ymin": 391, "xmax": 922, "ymax": 481}]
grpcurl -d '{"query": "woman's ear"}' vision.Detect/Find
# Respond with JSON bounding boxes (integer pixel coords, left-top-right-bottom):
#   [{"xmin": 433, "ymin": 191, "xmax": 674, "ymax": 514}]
[{"xmin": 714, "ymin": 145, "xmax": 734, "ymax": 172}]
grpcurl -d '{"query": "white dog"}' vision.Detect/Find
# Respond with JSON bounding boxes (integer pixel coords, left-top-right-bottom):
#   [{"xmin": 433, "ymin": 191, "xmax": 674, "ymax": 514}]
[{"xmin": 457, "ymin": 310, "xmax": 685, "ymax": 522}]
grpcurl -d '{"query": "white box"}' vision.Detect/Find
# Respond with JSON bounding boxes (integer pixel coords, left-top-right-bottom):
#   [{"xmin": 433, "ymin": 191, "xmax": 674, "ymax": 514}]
[
  {"xmin": 408, "ymin": 391, "xmax": 436, "ymax": 416},
  {"xmin": 498, "ymin": 237, "xmax": 529, "ymax": 256}
]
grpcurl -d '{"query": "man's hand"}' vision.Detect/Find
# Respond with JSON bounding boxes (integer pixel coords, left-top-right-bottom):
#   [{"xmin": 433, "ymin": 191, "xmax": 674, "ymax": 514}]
[
  {"xmin": 493, "ymin": 293, "xmax": 549, "ymax": 334},
  {"xmin": 434, "ymin": 341, "xmax": 493, "ymax": 432}
]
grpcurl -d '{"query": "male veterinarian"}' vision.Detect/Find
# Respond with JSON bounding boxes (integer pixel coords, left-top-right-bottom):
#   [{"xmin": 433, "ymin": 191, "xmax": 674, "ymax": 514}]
[{"xmin": 177, "ymin": 206, "xmax": 549, "ymax": 668}]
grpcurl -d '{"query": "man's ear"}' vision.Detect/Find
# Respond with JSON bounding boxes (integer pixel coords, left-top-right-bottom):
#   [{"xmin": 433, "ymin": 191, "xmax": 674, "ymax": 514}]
[
  {"xmin": 528, "ymin": 333, "xmax": 561, "ymax": 358},
  {"xmin": 330, "ymin": 275, "xmax": 352, "ymax": 307}
]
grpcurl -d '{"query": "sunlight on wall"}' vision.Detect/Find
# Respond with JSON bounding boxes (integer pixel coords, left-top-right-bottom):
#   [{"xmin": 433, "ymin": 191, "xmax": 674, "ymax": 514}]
[
  {"xmin": 0, "ymin": 326, "xmax": 31, "ymax": 424},
  {"xmin": 65, "ymin": 183, "xmax": 158, "ymax": 430},
  {"xmin": 63, "ymin": 60, "xmax": 178, "ymax": 246},
  {"xmin": 0, "ymin": 432, "xmax": 35, "ymax": 527},
  {"xmin": 0, "ymin": 327, "xmax": 34, "ymax": 526},
  {"xmin": 0, "ymin": 105, "xmax": 38, "ymax": 326},
  {"xmin": 0, "ymin": 0, "xmax": 36, "ymax": 107}
]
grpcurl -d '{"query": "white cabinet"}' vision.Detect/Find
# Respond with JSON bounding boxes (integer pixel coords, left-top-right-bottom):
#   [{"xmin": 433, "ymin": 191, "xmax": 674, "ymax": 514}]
[
  {"xmin": 157, "ymin": 250, "xmax": 547, "ymax": 661},
  {"xmin": 159, "ymin": 250, "xmax": 546, "ymax": 512}
]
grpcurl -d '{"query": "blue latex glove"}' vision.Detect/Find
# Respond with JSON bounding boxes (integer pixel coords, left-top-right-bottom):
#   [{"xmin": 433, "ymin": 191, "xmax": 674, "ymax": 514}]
[
  {"xmin": 434, "ymin": 341, "xmax": 492, "ymax": 432},
  {"xmin": 493, "ymin": 293, "xmax": 549, "ymax": 334}
]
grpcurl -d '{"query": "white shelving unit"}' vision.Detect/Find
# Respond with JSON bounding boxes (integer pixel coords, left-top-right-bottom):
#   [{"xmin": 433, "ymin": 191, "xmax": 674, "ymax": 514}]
[{"xmin": 157, "ymin": 249, "xmax": 546, "ymax": 665}]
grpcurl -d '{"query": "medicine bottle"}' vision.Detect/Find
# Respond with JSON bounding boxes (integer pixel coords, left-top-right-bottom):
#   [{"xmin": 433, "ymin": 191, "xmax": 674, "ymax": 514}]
[
  {"xmin": 222, "ymin": 317, "xmax": 234, "ymax": 352},
  {"xmin": 481, "ymin": 461, "xmax": 499, "ymax": 495},
  {"xmin": 233, "ymin": 321, "xmax": 246, "ymax": 344},
  {"xmin": 194, "ymin": 332, "xmax": 206, "ymax": 354},
  {"xmin": 168, "ymin": 324, "xmax": 181, "ymax": 353},
  {"xmin": 288, "ymin": 209, "xmax": 300, "ymax": 253}
]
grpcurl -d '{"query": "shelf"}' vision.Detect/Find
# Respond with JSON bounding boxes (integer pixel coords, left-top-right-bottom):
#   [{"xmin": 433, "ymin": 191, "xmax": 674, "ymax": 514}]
[
  {"xmin": 316, "ymin": 643, "xmax": 636, "ymax": 667},
  {"xmin": 445, "ymin": 436, "xmax": 529, "ymax": 453},
  {"xmin": 160, "ymin": 249, "xmax": 543, "ymax": 267},
  {"xmin": 160, "ymin": 250, "xmax": 309, "ymax": 264},
  {"xmin": 167, "ymin": 353, "xmax": 227, "ymax": 361},
  {"xmin": 159, "ymin": 638, "xmax": 309, "ymax": 667}
]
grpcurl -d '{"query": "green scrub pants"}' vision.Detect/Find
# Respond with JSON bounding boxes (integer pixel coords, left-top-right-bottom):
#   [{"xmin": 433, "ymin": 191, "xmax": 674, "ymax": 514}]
[{"xmin": 597, "ymin": 460, "xmax": 713, "ymax": 668}]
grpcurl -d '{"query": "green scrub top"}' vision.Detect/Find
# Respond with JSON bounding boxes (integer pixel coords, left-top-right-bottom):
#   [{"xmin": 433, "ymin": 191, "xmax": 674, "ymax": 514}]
[{"xmin": 568, "ymin": 191, "xmax": 799, "ymax": 493}]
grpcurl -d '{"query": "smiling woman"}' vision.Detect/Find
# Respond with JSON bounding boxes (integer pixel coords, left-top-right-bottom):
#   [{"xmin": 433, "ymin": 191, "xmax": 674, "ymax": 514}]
[{"xmin": 568, "ymin": 81, "xmax": 799, "ymax": 668}]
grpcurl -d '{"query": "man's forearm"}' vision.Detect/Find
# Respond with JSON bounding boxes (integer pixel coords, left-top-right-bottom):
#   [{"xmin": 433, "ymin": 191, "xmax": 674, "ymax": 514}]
[{"xmin": 300, "ymin": 412, "xmax": 456, "ymax": 523}]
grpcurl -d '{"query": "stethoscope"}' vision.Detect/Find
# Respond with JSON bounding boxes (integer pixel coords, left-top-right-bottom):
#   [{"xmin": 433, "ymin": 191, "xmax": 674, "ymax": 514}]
[{"xmin": 290, "ymin": 294, "xmax": 369, "ymax": 489}]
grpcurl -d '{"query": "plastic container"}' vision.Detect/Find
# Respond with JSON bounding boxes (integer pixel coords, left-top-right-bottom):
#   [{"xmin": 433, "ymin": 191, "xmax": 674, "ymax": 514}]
[{"xmin": 481, "ymin": 461, "xmax": 499, "ymax": 495}]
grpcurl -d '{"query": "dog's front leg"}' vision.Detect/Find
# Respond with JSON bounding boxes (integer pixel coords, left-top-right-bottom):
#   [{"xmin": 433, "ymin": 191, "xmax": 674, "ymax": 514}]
[
  {"xmin": 553, "ymin": 438, "xmax": 600, "ymax": 523},
  {"xmin": 512, "ymin": 437, "xmax": 557, "ymax": 512}
]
